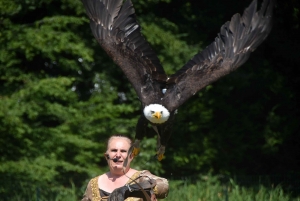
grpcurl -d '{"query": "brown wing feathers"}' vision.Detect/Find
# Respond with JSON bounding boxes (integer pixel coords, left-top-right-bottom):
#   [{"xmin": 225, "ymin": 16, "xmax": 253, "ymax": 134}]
[
  {"xmin": 82, "ymin": 0, "xmax": 167, "ymax": 105},
  {"xmin": 163, "ymin": 0, "xmax": 273, "ymax": 112},
  {"xmin": 82, "ymin": 0, "xmax": 273, "ymax": 111},
  {"xmin": 82, "ymin": 0, "xmax": 122, "ymax": 41}
]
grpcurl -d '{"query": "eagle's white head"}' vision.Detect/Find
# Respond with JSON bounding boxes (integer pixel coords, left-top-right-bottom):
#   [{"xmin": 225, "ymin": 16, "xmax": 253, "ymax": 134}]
[{"xmin": 143, "ymin": 104, "xmax": 170, "ymax": 124}]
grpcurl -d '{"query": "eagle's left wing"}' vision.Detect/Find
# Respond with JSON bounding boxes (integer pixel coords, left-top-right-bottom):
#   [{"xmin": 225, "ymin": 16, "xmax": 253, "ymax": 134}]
[
  {"xmin": 162, "ymin": 0, "xmax": 274, "ymax": 112},
  {"xmin": 82, "ymin": 0, "xmax": 167, "ymax": 106}
]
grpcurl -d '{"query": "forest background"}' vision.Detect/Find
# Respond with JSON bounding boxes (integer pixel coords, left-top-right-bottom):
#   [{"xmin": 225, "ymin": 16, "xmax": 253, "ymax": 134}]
[{"xmin": 1, "ymin": 0, "xmax": 300, "ymax": 199}]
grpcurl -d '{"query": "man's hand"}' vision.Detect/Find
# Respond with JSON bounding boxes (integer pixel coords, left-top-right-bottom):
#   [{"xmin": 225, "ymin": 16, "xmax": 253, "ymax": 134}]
[{"xmin": 108, "ymin": 179, "xmax": 156, "ymax": 201}]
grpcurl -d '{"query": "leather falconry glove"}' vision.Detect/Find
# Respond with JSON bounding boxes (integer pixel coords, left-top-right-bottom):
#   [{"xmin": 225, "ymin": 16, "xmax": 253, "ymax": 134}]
[{"xmin": 108, "ymin": 179, "xmax": 156, "ymax": 201}]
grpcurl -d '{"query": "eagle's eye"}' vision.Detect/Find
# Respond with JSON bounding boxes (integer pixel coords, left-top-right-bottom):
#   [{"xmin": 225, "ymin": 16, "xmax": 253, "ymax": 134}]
[
  {"xmin": 150, "ymin": 111, "xmax": 155, "ymax": 114},
  {"xmin": 161, "ymin": 111, "xmax": 163, "ymax": 114}
]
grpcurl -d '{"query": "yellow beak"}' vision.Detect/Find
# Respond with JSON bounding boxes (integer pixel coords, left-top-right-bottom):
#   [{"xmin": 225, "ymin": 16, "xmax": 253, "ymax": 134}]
[{"xmin": 153, "ymin": 111, "xmax": 161, "ymax": 119}]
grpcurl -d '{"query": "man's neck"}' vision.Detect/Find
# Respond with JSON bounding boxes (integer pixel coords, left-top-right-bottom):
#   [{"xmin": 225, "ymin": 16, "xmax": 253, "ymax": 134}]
[{"xmin": 109, "ymin": 167, "xmax": 131, "ymax": 178}]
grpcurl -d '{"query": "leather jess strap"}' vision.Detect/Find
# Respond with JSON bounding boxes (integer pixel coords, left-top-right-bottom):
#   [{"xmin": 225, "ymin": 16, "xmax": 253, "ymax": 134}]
[
  {"xmin": 126, "ymin": 179, "xmax": 157, "ymax": 201},
  {"xmin": 126, "ymin": 179, "xmax": 156, "ymax": 191}
]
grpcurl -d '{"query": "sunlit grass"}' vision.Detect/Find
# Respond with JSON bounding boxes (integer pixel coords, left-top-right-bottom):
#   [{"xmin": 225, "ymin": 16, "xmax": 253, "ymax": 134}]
[
  {"xmin": 2, "ymin": 175, "xmax": 300, "ymax": 201},
  {"xmin": 165, "ymin": 176, "xmax": 300, "ymax": 201}
]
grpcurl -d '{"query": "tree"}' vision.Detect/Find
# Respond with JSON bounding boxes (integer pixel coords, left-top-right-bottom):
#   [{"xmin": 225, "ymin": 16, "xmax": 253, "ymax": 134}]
[{"xmin": 1, "ymin": 0, "xmax": 300, "ymax": 198}]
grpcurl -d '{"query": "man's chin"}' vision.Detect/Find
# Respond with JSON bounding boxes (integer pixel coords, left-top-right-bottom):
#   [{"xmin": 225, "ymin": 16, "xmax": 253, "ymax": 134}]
[{"xmin": 113, "ymin": 162, "xmax": 124, "ymax": 168}]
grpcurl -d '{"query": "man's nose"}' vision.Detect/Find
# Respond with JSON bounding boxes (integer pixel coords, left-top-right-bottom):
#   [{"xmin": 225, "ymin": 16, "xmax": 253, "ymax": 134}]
[{"xmin": 116, "ymin": 151, "xmax": 121, "ymax": 156}]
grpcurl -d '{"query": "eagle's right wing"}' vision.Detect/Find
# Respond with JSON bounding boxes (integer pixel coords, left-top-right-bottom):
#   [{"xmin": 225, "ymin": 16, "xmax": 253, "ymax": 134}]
[
  {"xmin": 162, "ymin": 0, "xmax": 274, "ymax": 112},
  {"xmin": 82, "ymin": 0, "xmax": 167, "ymax": 106}
]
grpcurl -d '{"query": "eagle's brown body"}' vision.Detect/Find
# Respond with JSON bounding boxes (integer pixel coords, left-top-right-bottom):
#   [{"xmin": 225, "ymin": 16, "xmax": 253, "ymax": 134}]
[{"xmin": 82, "ymin": 0, "xmax": 274, "ymax": 160}]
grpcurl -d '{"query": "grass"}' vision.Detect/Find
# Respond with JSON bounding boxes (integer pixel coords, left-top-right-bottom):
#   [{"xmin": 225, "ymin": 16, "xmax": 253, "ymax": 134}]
[
  {"xmin": 2, "ymin": 175, "xmax": 300, "ymax": 201},
  {"xmin": 165, "ymin": 175, "xmax": 300, "ymax": 201}
]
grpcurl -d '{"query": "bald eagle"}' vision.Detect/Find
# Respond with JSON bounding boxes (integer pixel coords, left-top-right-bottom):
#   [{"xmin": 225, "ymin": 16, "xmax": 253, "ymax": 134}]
[{"xmin": 82, "ymin": 0, "xmax": 274, "ymax": 162}]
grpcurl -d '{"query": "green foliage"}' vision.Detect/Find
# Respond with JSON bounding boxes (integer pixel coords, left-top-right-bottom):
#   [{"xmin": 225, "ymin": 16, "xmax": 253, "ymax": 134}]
[
  {"xmin": 0, "ymin": 0, "xmax": 136, "ymax": 191},
  {"xmin": 139, "ymin": 17, "xmax": 200, "ymax": 74},
  {"xmin": 1, "ymin": 0, "xmax": 300, "ymax": 199}
]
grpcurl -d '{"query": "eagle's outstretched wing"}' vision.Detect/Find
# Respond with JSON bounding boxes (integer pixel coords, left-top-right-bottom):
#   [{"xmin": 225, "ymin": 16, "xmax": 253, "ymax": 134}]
[
  {"xmin": 162, "ymin": 0, "xmax": 274, "ymax": 112},
  {"xmin": 82, "ymin": 0, "xmax": 167, "ymax": 106}
]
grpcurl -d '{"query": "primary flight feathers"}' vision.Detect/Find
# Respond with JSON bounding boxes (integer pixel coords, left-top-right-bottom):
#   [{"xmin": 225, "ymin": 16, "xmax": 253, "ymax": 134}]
[{"xmin": 82, "ymin": 0, "xmax": 274, "ymax": 161}]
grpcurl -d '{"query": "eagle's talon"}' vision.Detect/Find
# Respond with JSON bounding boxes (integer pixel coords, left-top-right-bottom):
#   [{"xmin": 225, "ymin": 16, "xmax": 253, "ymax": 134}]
[
  {"xmin": 132, "ymin": 147, "xmax": 140, "ymax": 157},
  {"xmin": 156, "ymin": 153, "xmax": 164, "ymax": 161}
]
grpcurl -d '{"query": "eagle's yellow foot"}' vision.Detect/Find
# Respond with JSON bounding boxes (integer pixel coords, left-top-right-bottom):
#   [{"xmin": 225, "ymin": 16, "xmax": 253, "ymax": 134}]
[
  {"xmin": 156, "ymin": 153, "xmax": 164, "ymax": 161},
  {"xmin": 156, "ymin": 145, "xmax": 165, "ymax": 161},
  {"xmin": 132, "ymin": 147, "xmax": 140, "ymax": 157}
]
